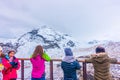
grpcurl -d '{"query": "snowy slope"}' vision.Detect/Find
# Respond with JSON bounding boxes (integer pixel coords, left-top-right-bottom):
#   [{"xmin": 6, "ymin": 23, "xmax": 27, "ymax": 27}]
[
  {"xmin": 0, "ymin": 26, "xmax": 117, "ymax": 58},
  {"xmin": 0, "ymin": 26, "xmax": 119, "ymax": 59},
  {"xmin": 0, "ymin": 26, "xmax": 81, "ymax": 58},
  {"xmin": 16, "ymin": 26, "xmax": 81, "ymax": 58}
]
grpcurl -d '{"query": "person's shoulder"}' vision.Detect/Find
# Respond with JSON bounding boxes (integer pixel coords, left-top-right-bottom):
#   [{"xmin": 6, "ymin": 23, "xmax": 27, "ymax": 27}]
[
  {"xmin": 14, "ymin": 57, "xmax": 19, "ymax": 60},
  {"xmin": 90, "ymin": 52, "xmax": 108, "ymax": 58},
  {"xmin": 2, "ymin": 56, "xmax": 8, "ymax": 61},
  {"xmin": 61, "ymin": 61, "xmax": 67, "ymax": 63},
  {"xmin": 73, "ymin": 60, "xmax": 80, "ymax": 64},
  {"xmin": 3, "ymin": 55, "xmax": 8, "ymax": 59},
  {"xmin": 61, "ymin": 61, "xmax": 67, "ymax": 66}
]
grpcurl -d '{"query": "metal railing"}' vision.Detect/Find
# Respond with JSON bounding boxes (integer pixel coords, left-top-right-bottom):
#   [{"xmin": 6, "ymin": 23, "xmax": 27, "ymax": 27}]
[
  {"xmin": 18, "ymin": 58, "xmax": 87, "ymax": 80},
  {"xmin": 18, "ymin": 58, "xmax": 120, "ymax": 80}
]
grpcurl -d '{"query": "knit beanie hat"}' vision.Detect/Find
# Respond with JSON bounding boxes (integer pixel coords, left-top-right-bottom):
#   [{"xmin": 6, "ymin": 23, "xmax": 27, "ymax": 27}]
[
  {"xmin": 64, "ymin": 48, "xmax": 73, "ymax": 56},
  {"xmin": 0, "ymin": 46, "xmax": 2, "ymax": 51},
  {"xmin": 96, "ymin": 46, "xmax": 105, "ymax": 53}
]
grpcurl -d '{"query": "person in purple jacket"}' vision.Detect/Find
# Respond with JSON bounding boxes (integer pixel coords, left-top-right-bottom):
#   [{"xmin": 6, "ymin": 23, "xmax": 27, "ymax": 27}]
[{"xmin": 30, "ymin": 45, "xmax": 46, "ymax": 80}]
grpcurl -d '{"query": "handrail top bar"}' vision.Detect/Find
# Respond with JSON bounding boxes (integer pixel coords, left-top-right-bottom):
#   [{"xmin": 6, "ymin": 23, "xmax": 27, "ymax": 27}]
[
  {"xmin": 18, "ymin": 58, "xmax": 84, "ymax": 62},
  {"xmin": 17, "ymin": 58, "xmax": 120, "ymax": 64},
  {"xmin": 18, "ymin": 58, "xmax": 62, "ymax": 61}
]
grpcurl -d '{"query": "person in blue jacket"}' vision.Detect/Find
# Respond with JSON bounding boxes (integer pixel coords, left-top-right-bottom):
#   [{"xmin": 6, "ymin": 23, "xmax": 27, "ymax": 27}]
[{"xmin": 61, "ymin": 48, "xmax": 81, "ymax": 80}]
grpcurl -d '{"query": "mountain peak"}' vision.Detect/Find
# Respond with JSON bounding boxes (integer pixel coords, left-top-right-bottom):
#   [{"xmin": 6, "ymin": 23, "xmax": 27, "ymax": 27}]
[
  {"xmin": 40, "ymin": 25, "xmax": 52, "ymax": 29},
  {"xmin": 28, "ymin": 28, "xmax": 39, "ymax": 35},
  {"xmin": 17, "ymin": 26, "xmax": 80, "ymax": 50},
  {"xmin": 0, "ymin": 25, "xmax": 81, "ymax": 58}
]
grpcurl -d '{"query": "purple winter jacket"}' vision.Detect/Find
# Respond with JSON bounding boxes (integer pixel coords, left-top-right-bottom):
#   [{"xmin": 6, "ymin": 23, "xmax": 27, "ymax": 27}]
[{"xmin": 30, "ymin": 54, "xmax": 45, "ymax": 78}]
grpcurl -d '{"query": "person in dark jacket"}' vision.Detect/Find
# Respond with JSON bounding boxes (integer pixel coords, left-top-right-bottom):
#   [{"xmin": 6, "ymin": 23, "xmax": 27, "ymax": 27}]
[{"xmin": 61, "ymin": 48, "xmax": 81, "ymax": 80}]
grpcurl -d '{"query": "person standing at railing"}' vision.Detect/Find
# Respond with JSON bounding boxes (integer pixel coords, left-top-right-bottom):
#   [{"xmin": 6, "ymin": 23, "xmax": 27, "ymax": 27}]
[
  {"xmin": 0, "ymin": 46, "xmax": 5, "ymax": 80},
  {"xmin": 30, "ymin": 45, "xmax": 51, "ymax": 80},
  {"xmin": 81, "ymin": 46, "xmax": 118, "ymax": 80},
  {"xmin": 61, "ymin": 48, "xmax": 81, "ymax": 80},
  {"xmin": 2, "ymin": 50, "xmax": 20, "ymax": 80}
]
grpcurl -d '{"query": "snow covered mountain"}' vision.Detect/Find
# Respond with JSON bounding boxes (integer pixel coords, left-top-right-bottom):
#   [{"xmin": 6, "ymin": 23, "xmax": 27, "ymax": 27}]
[
  {"xmin": 17, "ymin": 26, "xmax": 80, "ymax": 49},
  {"xmin": 1, "ymin": 26, "xmax": 120, "ymax": 59},
  {"xmin": 0, "ymin": 26, "xmax": 80, "ymax": 58}
]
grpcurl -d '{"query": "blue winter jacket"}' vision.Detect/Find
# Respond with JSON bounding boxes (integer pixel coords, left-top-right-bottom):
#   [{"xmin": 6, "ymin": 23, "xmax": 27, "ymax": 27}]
[{"xmin": 61, "ymin": 60, "xmax": 81, "ymax": 80}]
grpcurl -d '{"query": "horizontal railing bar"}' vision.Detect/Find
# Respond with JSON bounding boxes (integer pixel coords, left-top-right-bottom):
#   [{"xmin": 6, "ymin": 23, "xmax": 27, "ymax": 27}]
[
  {"xmin": 18, "ymin": 58, "xmax": 84, "ymax": 62},
  {"xmin": 18, "ymin": 58, "xmax": 120, "ymax": 64}
]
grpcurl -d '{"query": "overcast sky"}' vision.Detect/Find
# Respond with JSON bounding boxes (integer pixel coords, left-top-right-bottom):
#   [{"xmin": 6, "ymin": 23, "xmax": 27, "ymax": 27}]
[{"xmin": 0, "ymin": 0, "xmax": 120, "ymax": 42}]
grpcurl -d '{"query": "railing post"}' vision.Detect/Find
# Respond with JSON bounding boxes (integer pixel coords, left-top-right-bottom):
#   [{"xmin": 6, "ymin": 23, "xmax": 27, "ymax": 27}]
[
  {"xmin": 83, "ymin": 62, "xmax": 87, "ymax": 80},
  {"xmin": 21, "ymin": 60, "xmax": 24, "ymax": 80},
  {"xmin": 50, "ymin": 60, "xmax": 53, "ymax": 80}
]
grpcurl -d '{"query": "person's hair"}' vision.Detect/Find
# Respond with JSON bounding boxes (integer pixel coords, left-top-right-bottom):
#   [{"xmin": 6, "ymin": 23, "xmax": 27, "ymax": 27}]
[
  {"xmin": 8, "ymin": 50, "xmax": 16, "ymax": 54},
  {"xmin": 32, "ymin": 45, "xmax": 43, "ymax": 58},
  {"xmin": 96, "ymin": 46, "xmax": 105, "ymax": 53},
  {"xmin": 0, "ymin": 53, "xmax": 5, "ymax": 58}
]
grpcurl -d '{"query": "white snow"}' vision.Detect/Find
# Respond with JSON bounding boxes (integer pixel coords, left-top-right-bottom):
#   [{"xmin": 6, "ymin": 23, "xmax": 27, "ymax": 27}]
[{"xmin": 0, "ymin": 26, "xmax": 120, "ymax": 79}]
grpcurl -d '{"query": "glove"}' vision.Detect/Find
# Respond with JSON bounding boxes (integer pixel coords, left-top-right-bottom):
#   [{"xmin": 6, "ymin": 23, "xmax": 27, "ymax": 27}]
[{"xmin": 10, "ymin": 62, "xmax": 18, "ymax": 68}]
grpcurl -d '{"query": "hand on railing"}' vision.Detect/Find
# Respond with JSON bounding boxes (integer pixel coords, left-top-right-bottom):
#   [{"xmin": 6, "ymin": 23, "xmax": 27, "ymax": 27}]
[{"xmin": 116, "ymin": 62, "xmax": 120, "ymax": 64}]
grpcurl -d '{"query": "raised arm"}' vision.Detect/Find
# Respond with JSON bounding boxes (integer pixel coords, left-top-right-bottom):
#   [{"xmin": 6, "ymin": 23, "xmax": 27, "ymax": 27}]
[{"xmin": 109, "ymin": 58, "xmax": 117, "ymax": 63}]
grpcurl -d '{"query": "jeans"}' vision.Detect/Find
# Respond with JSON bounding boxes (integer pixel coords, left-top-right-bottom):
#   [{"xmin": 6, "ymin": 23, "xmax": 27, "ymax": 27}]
[{"xmin": 31, "ymin": 74, "xmax": 45, "ymax": 80}]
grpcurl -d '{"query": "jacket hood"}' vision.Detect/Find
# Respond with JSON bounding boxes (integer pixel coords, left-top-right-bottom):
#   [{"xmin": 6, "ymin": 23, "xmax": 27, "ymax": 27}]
[
  {"xmin": 64, "ymin": 48, "xmax": 73, "ymax": 56},
  {"xmin": 91, "ymin": 52, "xmax": 109, "ymax": 63},
  {"xmin": 62, "ymin": 56, "xmax": 76, "ymax": 63}
]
